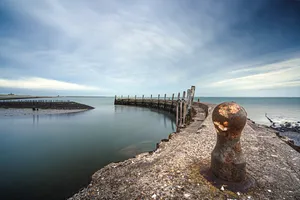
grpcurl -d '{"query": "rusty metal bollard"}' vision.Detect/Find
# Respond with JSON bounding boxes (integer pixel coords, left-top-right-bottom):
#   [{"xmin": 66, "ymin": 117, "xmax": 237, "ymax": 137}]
[{"xmin": 211, "ymin": 102, "xmax": 247, "ymax": 182}]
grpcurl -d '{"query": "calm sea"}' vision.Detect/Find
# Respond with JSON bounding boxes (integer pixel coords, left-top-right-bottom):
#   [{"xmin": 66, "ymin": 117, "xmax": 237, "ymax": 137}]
[{"xmin": 0, "ymin": 97, "xmax": 299, "ymax": 200}]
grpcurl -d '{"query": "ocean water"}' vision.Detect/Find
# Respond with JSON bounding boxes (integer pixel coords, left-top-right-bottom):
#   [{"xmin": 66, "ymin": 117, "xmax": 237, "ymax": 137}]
[
  {"xmin": 198, "ymin": 97, "xmax": 300, "ymax": 125},
  {"xmin": 0, "ymin": 97, "xmax": 299, "ymax": 200},
  {"xmin": 0, "ymin": 97, "xmax": 175, "ymax": 200}
]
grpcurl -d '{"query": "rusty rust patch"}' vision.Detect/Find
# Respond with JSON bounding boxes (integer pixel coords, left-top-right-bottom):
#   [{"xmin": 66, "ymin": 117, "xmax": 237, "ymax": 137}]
[
  {"xmin": 213, "ymin": 121, "xmax": 228, "ymax": 132},
  {"xmin": 218, "ymin": 104, "xmax": 241, "ymax": 118}
]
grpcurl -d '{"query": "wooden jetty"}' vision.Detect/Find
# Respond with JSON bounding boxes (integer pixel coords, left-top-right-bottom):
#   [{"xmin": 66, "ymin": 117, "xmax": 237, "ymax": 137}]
[{"xmin": 114, "ymin": 86, "xmax": 196, "ymax": 132}]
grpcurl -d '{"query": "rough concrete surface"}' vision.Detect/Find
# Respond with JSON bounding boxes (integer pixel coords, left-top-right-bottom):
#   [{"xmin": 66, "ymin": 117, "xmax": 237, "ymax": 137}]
[{"xmin": 69, "ymin": 103, "xmax": 300, "ymax": 200}]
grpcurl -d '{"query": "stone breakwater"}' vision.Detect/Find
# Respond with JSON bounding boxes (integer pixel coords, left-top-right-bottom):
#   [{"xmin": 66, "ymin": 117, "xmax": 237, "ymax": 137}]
[
  {"xmin": 0, "ymin": 100, "xmax": 94, "ymax": 110},
  {"xmin": 69, "ymin": 102, "xmax": 300, "ymax": 200}
]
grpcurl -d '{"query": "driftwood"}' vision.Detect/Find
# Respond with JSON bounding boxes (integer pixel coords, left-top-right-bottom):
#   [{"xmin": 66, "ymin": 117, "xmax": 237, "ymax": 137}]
[
  {"xmin": 265, "ymin": 113, "xmax": 300, "ymax": 133},
  {"xmin": 265, "ymin": 113, "xmax": 300, "ymax": 152}
]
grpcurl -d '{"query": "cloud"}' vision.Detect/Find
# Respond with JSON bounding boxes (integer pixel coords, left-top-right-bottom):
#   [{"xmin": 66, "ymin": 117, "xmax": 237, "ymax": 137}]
[
  {"xmin": 1, "ymin": 0, "xmax": 300, "ymax": 96},
  {"xmin": 208, "ymin": 58, "xmax": 300, "ymax": 90},
  {"xmin": 0, "ymin": 77, "xmax": 100, "ymax": 91}
]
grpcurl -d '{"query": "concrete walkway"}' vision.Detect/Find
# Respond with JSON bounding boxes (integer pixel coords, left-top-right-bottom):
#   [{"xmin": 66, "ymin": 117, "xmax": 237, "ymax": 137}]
[{"xmin": 69, "ymin": 103, "xmax": 300, "ymax": 200}]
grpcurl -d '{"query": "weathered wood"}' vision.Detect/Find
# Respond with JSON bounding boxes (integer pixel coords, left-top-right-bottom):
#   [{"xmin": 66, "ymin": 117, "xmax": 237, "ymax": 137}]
[
  {"xmin": 187, "ymin": 89, "xmax": 192, "ymax": 109},
  {"xmin": 182, "ymin": 91, "xmax": 186, "ymax": 126},
  {"xmin": 179, "ymin": 99, "xmax": 183, "ymax": 128},
  {"xmin": 191, "ymin": 86, "xmax": 195, "ymax": 103},
  {"xmin": 158, "ymin": 94, "xmax": 160, "ymax": 107},
  {"xmin": 171, "ymin": 93, "xmax": 174, "ymax": 112},
  {"xmin": 176, "ymin": 101, "xmax": 179, "ymax": 132}
]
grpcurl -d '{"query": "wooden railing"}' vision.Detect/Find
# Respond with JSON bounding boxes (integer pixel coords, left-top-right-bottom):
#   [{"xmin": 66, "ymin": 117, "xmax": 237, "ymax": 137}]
[{"xmin": 114, "ymin": 86, "xmax": 196, "ymax": 132}]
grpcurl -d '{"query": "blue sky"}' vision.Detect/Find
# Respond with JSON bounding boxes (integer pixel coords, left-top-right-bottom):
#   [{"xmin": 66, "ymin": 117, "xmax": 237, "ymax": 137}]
[{"xmin": 0, "ymin": 0, "xmax": 299, "ymax": 97}]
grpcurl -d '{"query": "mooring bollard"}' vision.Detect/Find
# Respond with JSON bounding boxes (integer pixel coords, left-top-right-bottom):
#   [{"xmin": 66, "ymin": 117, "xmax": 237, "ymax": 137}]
[{"xmin": 211, "ymin": 102, "xmax": 247, "ymax": 182}]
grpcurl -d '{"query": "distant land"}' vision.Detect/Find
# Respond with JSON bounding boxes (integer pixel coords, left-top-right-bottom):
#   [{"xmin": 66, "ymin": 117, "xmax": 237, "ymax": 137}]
[{"xmin": 0, "ymin": 94, "xmax": 54, "ymax": 100}]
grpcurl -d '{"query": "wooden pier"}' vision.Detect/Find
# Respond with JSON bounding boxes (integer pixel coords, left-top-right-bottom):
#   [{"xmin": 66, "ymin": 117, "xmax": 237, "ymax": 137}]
[{"xmin": 114, "ymin": 86, "xmax": 196, "ymax": 132}]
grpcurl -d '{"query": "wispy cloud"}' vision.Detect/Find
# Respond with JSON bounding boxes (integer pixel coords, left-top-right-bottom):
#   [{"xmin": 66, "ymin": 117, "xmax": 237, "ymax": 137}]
[
  {"xmin": 1, "ymin": 0, "xmax": 300, "ymax": 96},
  {"xmin": 209, "ymin": 58, "xmax": 300, "ymax": 90}
]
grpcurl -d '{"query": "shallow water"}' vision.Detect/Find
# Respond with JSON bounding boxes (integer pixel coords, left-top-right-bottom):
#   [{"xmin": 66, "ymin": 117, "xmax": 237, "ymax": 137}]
[
  {"xmin": 0, "ymin": 97, "xmax": 175, "ymax": 200},
  {"xmin": 0, "ymin": 96, "xmax": 299, "ymax": 200}
]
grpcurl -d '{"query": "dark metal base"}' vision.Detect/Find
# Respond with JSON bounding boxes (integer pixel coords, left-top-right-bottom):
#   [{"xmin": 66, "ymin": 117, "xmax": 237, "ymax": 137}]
[{"xmin": 200, "ymin": 165, "xmax": 255, "ymax": 193}]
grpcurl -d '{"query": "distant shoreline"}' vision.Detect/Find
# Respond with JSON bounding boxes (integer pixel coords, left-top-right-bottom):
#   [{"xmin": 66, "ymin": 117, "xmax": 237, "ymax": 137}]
[
  {"xmin": 0, "ymin": 108, "xmax": 89, "ymax": 117},
  {"xmin": 0, "ymin": 95, "xmax": 54, "ymax": 100}
]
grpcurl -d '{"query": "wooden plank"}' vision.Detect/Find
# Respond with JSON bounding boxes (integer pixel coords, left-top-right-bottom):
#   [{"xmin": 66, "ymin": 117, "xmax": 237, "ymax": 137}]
[{"xmin": 182, "ymin": 91, "xmax": 186, "ymax": 126}]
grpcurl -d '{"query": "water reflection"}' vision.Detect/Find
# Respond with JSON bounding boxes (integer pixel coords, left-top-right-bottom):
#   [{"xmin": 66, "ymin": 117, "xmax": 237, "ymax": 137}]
[
  {"xmin": 114, "ymin": 105, "xmax": 176, "ymax": 130},
  {"xmin": 31, "ymin": 110, "xmax": 88, "ymax": 126},
  {"xmin": 32, "ymin": 114, "xmax": 39, "ymax": 127}
]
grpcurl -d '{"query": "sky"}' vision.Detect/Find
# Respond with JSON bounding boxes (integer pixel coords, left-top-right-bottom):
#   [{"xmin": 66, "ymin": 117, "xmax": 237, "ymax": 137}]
[{"xmin": 0, "ymin": 0, "xmax": 300, "ymax": 97}]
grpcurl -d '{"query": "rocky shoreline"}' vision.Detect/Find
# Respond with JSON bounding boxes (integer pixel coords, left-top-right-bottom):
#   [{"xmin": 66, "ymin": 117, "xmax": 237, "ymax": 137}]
[
  {"xmin": 0, "ymin": 108, "xmax": 90, "ymax": 117},
  {"xmin": 68, "ymin": 102, "xmax": 300, "ymax": 200}
]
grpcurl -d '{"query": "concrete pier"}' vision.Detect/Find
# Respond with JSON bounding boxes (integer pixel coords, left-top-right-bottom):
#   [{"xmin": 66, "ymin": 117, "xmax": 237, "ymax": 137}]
[{"xmin": 69, "ymin": 102, "xmax": 300, "ymax": 200}]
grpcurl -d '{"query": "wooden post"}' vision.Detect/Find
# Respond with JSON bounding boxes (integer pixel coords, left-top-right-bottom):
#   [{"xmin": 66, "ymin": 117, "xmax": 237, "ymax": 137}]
[
  {"xmin": 128, "ymin": 95, "xmax": 129, "ymax": 103},
  {"xmin": 178, "ymin": 92, "xmax": 182, "ymax": 127},
  {"xmin": 187, "ymin": 89, "xmax": 192, "ymax": 109},
  {"xmin": 114, "ymin": 95, "xmax": 117, "ymax": 104},
  {"xmin": 191, "ymin": 86, "xmax": 196, "ymax": 104},
  {"xmin": 158, "ymin": 94, "xmax": 160, "ymax": 108},
  {"xmin": 171, "ymin": 93, "xmax": 174, "ymax": 112},
  {"xmin": 182, "ymin": 91, "xmax": 186, "ymax": 126},
  {"xmin": 164, "ymin": 94, "xmax": 166, "ymax": 108},
  {"xmin": 198, "ymin": 98, "xmax": 200, "ymax": 102},
  {"xmin": 142, "ymin": 95, "xmax": 144, "ymax": 104},
  {"xmin": 135, "ymin": 95, "xmax": 137, "ymax": 105},
  {"xmin": 176, "ymin": 100, "xmax": 179, "ymax": 132}
]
